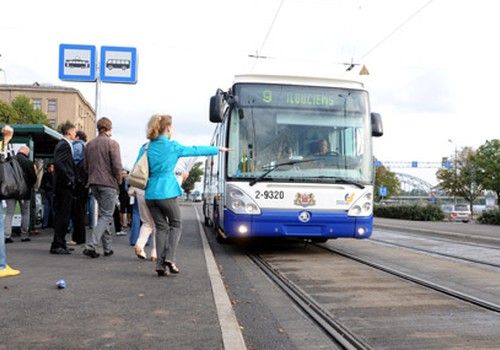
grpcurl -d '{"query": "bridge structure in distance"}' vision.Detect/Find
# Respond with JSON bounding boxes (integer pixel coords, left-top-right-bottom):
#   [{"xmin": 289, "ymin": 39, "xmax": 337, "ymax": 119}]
[{"xmin": 377, "ymin": 160, "xmax": 449, "ymax": 194}]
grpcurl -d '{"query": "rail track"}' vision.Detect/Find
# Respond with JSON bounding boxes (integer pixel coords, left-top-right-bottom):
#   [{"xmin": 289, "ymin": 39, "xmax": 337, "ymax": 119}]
[
  {"xmin": 370, "ymin": 233, "xmax": 500, "ymax": 269},
  {"xmin": 243, "ymin": 236, "xmax": 500, "ymax": 349},
  {"xmin": 249, "ymin": 253, "xmax": 371, "ymax": 350}
]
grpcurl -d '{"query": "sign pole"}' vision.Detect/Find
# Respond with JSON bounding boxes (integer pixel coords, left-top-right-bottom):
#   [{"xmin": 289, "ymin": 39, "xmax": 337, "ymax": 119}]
[
  {"xmin": 94, "ymin": 76, "xmax": 101, "ymax": 130},
  {"xmin": 92, "ymin": 58, "xmax": 100, "ymax": 228}
]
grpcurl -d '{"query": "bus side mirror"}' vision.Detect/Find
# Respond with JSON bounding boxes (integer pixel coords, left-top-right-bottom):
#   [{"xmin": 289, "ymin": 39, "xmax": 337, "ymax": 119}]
[
  {"xmin": 209, "ymin": 90, "xmax": 224, "ymax": 123},
  {"xmin": 371, "ymin": 112, "xmax": 383, "ymax": 137}
]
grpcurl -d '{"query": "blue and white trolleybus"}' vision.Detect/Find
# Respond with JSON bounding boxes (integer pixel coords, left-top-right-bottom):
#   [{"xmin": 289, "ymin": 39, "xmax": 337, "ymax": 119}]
[{"xmin": 203, "ymin": 74, "xmax": 383, "ymax": 243}]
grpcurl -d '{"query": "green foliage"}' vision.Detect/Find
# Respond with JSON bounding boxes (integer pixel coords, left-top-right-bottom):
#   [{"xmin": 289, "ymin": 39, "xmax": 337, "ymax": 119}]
[
  {"xmin": 476, "ymin": 208, "xmax": 500, "ymax": 225},
  {"xmin": 34, "ymin": 108, "xmax": 51, "ymax": 127},
  {"xmin": 374, "ymin": 203, "xmax": 444, "ymax": 221},
  {"xmin": 375, "ymin": 163, "xmax": 400, "ymax": 202},
  {"xmin": 436, "ymin": 146, "xmax": 482, "ymax": 211},
  {"xmin": 475, "ymin": 139, "xmax": 500, "ymax": 200},
  {"xmin": 11, "ymin": 96, "xmax": 34, "ymax": 123},
  {"xmin": 0, "ymin": 100, "xmax": 20, "ymax": 123},
  {"xmin": 57, "ymin": 120, "xmax": 74, "ymax": 134},
  {"xmin": 1, "ymin": 95, "xmax": 51, "ymax": 126},
  {"xmin": 181, "ymin": 161, "xmax": 204, "ymax": 195}
]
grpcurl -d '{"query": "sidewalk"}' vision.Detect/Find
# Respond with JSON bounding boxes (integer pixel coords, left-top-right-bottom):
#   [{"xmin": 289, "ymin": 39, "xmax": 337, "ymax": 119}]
[{"xmin": 0, "ymin": 205, "xmax": 243, "ymax": 350}]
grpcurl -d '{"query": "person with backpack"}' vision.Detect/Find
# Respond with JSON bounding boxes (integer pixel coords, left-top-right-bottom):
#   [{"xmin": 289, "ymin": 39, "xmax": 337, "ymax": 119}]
[
  {"xmin": 4, "ymin": 145, "xmax": 37, "ymax": 243},
  {"xmin": 0, "ymin": 125, "xmax": 21, "ymax": 277}
]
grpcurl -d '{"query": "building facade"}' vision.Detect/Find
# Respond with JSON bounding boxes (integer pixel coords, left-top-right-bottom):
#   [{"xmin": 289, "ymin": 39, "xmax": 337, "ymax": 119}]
[{"xmin": 0, "ymin": 83, "xmax": 96, "ymax": 139}]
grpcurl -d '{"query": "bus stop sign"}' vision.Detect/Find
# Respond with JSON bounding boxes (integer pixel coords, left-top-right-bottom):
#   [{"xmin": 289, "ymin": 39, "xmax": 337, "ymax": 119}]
[
  {"xmin": 99, "ymin": 46, "xmax": 137, "ymax": 84},
  {"xmin": 59, "ymin": 44, "xmax": 97, "ymax": 82}
]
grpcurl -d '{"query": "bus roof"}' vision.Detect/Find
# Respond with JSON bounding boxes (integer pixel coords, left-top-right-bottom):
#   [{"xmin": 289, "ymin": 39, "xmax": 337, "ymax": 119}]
[{"xmin": 232, "ymin": 74, "xmax": 366, "ymax": 90}]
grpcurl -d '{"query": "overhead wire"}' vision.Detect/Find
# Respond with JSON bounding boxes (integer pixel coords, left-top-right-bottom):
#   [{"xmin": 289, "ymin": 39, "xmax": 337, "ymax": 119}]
[
  {"xmin": 249, "ymin": 0, "xmax": 435, "ymax": 72},
  {"xmin": 251, "ymin": 0, "xmax": 286, "ymax": 70},
  {"xmin": 357, "ymin": 0, "xmax": 435, "ymax": 62}
]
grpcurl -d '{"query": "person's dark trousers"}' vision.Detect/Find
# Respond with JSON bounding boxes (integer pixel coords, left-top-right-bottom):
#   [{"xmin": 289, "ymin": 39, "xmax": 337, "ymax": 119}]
[
  {"xmin": 113, "ymin": 205, "xmax": 122, "ymax": 233},
  {"xmin": 51, "ymin": 186, "xmax": 73, "ymax": 250},
  {"xmin": 43, "ymin": 191, "xmax": 54, "ymax": 228},
  {"xmin": 71, "ymin": 183, "xmax": 88, "ymax": 244}
]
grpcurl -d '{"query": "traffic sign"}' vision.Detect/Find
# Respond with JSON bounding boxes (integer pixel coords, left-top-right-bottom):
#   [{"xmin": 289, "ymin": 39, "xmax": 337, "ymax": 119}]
[
  {"xmin": 379, "ymin": 186, "xmax": 387, "ymax": 197},
  {"xmin": 99, "ymin": 46, "xmax": 137, "ymax": 84},
  {"xmin": 59, "ymin": 44, "xmax": 97, "ymax": 82}
]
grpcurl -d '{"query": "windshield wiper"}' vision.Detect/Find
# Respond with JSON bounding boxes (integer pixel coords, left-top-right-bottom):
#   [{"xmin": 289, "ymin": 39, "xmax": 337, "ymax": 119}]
[
  {"xmin": 316, "ymin": 176, "xmax": 365, "ymax": 189},
  {"xmin": 249, "ymin": 158, "xmax": 320, "ymax": 186}
]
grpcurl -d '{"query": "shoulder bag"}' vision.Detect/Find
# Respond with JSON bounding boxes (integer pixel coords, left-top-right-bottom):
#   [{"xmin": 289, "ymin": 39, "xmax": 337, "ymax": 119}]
[
  {"xmin": 0, "ymin": 144, "xmax": 29, "ymax": 199},
  {"xmin": 129, "ymin": 143, "xmax": 149, "ymax": 190}
]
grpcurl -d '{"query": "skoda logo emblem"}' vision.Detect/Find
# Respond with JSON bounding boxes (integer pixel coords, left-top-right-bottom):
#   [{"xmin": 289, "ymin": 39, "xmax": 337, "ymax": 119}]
[{"xmin": 298, "ymin": 211, "xmax": 310, "ymax": 223}]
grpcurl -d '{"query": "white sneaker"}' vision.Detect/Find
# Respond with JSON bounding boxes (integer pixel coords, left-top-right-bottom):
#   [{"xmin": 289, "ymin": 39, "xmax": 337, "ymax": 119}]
[{"xmin": 116, "ymin": 231, "xmax": 127, "ymax": 236}]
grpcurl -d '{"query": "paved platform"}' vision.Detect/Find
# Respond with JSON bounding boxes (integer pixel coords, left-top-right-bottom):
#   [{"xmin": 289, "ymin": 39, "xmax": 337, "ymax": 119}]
[{"xmin": 0, "ymin": 205, "xmax": 246, "ymax": 350}]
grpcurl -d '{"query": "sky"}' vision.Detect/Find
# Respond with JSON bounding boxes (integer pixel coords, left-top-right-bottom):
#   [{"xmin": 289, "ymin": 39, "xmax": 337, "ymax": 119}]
[{"xmin": 1, "ymin": 0, "xmax": 499, "ymax": 185}]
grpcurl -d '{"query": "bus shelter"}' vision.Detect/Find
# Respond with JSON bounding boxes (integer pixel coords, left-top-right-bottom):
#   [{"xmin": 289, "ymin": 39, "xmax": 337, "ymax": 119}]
[
  {"xmin": 9, "ymin": 124, "xmax": 62, "ymax": 160},
  {"xmin": 4, "ymin": 124, "xmax": 62, "ymax": 231}
]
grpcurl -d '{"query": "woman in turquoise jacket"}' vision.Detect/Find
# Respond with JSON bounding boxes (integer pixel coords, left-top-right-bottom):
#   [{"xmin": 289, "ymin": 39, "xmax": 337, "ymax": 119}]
[{"xmin": 136, "ymin": 114, "xmax": 230, "ymax": 276}]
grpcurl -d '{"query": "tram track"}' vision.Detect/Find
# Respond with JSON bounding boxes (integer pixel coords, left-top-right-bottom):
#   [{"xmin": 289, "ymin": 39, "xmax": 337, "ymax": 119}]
[
  {"xmin": 316, "ymin": 243, "xmax": 500, "ymax": 314},
  {"xmin": 369, "ymin": 236, "xmax": 500, "ymax": 270},
  {"xmin": 248, "ymin": 253, "xmax": 371, "ymax": 350},
  {"xmin": 242, "ymin": 237, "xmax": 500, "ymax": 348}
]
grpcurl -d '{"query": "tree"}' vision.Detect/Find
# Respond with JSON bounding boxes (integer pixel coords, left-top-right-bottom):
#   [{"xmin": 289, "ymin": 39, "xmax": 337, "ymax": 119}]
[
  {"xmin": 181, "ymin": 161, "xmax": 204, "ymax": 196},
  {"xmin": 436, "ymin": 146, "xmax": 482, "ymax": 210},
  {"xmin": 0, "ymin": 100, "xmax": 20, "ymax": 124},
  {"xmin": 57, "ymin": 120, "xmax": 75, "ymax": 134},
  {"xmin": 10, "ymin": 95, "xmax": 51, "ymax": 126},
  {"xmin": 475, "ymin": 139, "xmax": 500, "ymax": 201},
  {"xmin": 375, "ymin": 164, "xmax": 400, "ymax": 202}
]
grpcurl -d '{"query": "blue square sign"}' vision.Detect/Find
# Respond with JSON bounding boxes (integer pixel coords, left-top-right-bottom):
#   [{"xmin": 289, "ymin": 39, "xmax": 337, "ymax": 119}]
[
  {"xmin": 100, "ymin": 46, "xmax": 138, "ymax": 84},
  {"xmin": 59, "ymin": 44, "xmax": 97, "ymax": 82}
]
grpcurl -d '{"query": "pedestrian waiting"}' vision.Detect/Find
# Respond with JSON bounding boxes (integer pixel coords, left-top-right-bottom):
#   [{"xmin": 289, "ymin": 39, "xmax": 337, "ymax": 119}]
[{"xmin": 4, "ymin": 146, "xmax": 37, "ymax": 243}]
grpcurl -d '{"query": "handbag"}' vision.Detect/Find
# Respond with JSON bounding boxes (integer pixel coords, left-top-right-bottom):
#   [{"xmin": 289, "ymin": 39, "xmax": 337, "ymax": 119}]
[
  {"xmin": 128, "ymin": 143, "xmax": 149, "ymax": 190},
  {"xmin": 0, "ymin": 145, "xmax": 29, "ymax": 199}
]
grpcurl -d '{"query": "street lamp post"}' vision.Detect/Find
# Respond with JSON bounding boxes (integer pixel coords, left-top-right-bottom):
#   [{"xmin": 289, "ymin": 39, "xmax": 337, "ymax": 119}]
[
  {"xmin": 0, "ymin": 54, "xmax": 6, "ymax": 83},
  {"xmin": 448, "ymin": 139, "xmax": 458, "ymax": 204}
]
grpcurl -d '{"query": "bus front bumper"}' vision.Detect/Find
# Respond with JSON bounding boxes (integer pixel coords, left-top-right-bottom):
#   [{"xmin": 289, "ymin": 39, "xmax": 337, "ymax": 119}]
[{"xmin": 222, "ymin": 208, "xmax": 373, "ymax": 239}]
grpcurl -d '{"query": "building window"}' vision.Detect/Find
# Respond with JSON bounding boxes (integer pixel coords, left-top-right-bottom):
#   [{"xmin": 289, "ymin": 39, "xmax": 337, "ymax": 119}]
[
  {"xmin": 49, "ymin": 119, "xmax": 57, "ymax": 129},
  {"xmin": 32, "ymin": 98, "xmax": 42, "ymax": 110},
  {"xmin": 47, "ymin": 99, "xmax": 57, "ymax": 112}
]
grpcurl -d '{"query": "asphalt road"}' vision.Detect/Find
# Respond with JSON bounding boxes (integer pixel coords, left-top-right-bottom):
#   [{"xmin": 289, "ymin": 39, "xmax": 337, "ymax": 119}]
[{"xmin": 1, "ymin": 205, "xmax": 230, "ymax": 350}]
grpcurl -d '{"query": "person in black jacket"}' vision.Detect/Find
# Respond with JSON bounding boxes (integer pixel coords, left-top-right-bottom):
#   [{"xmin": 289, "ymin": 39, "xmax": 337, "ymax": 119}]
[
  {"xmin": 50, "ymin": 123, "xmax": 77, "ymax": 255},
  {"xmin": 69, "ymin": 130, "xmax": 88, "ymax": 245},
  {"xmin": 40, "ymin": 162, "xmax": 55, "ymax": 228},
  {"xmin": 4, "ymin": 146, "xmax": 37, "ymax": 243}
]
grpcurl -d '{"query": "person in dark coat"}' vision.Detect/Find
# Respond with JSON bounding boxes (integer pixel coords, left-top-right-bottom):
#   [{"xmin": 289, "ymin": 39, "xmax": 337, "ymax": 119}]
[
  {"xmin": 50, "ymin": 123, "xmax": 77, "ymax": 255},
  {"xmin": 40, "ymin": 162, "xmax": 55, "ymax": 228},
  {"xmin": 69, "ymin": 130, "xmax": 88, "ymax": 245},
  {"xmin": 4, "ymin": 145, "xmax": 37, "ymax": 242}
]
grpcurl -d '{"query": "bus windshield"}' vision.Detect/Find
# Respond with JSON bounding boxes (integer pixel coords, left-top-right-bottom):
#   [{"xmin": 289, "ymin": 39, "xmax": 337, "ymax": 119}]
[{"xmin": 226, "ymin": 83, "xmax": 374, "ymax": 183}]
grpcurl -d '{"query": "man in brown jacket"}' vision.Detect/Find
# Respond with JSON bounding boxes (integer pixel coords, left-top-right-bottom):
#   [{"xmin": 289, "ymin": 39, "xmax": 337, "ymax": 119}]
[{"xmin": 83, "ymin": 117, "xmax": 122, "ymax": 258}]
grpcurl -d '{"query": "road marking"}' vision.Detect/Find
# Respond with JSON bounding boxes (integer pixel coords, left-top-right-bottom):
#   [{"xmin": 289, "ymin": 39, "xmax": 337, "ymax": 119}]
[{"xmin": 195, "ymin": 208, "xmax": 247, "ymax": 350}]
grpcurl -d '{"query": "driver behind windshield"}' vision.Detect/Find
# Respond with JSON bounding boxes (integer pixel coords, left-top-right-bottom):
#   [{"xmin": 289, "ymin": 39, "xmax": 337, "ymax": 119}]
[{"xmin": 311, "ymin": 138, "xmax": 329, "ymax": 156}]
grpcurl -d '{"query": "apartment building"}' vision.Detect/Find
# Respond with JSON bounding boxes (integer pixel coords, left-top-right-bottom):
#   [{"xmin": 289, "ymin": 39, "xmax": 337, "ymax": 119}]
[{"xmin": 0, "ymin": 82, "xmax": 96, "ymax": 139}]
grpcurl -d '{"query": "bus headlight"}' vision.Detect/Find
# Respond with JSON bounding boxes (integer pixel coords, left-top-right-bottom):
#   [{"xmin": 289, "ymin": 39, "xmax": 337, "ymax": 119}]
[
  {"xmin": 348, "ymin": 192, "xmax": 373, "ymax": 217},
  {"xmin": 226, "ymin": 184, "xmax": 261, "ymax": 215}
]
